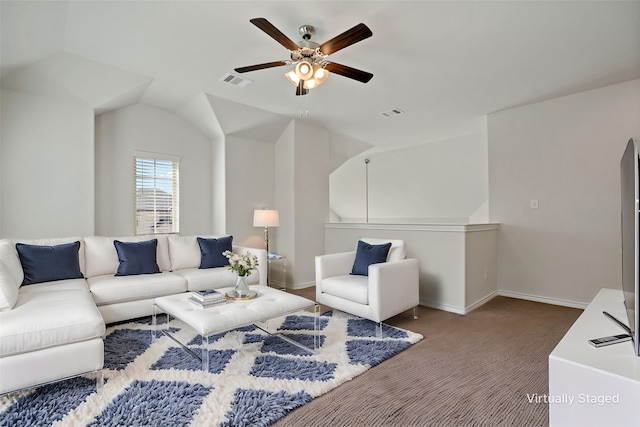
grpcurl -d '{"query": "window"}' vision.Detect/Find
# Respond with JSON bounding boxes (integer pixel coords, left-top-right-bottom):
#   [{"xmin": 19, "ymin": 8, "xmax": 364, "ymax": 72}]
[{"xmin": 134, "ymin": 154, "xmax": 180, "ymax": 235}]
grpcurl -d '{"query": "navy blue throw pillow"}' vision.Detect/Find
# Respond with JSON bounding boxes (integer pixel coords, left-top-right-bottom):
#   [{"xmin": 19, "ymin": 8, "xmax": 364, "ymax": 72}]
[
  {"xmin": 113, "ymin": 239, "xmax": 160, "ymax": 276},
  {"xmin": 197, "ymin": 236, "xmax": 233, "ymax": 269},
  {"xmin": 16, "ymin": 241, "xmax": 84, "ymax": 286},
  {"xmin": 351, "ymin": 240, "xmax": 392, "ymax": 276}
]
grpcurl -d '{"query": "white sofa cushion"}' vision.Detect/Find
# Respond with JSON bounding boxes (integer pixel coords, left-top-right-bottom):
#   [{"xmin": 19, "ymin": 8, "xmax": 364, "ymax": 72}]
[
  {"xmin": 18, "ymin": 278, "xmax": 89, "ymax": 294},
  {"xmin": 0, "ymin": 238, "xmax": 85, "ymax": 311},
  {"xmin": 0, "ymin": 241, "xmax": 23, "ymax": 311},
  {"xmin": 0, "ymin": 259, "xmax": 20, "ymax": 311},
  {"xmin": 168, "ymin": 235, "xmax": 202, "ymax": 271},
  {"xmin": 0, "ymin": 280, "xmax": 105, "ymax": 357},
  {"xmin": 0, "ymin": 338, "xmax": 104, "ymax": 395},
  {"xmin": 173, "ymin": 267, "xmax": 259, "ymax": 292},
  {"xmin": 87, "ymin": 271, "xmax": 187, "ymax": 306},
  {"xmin": 84, "ymin": 235, "xmax": 171, "ymax": 278},
  {"xmin": 319, "ymin": 275, "xmax": 369, "ymax": 305}
]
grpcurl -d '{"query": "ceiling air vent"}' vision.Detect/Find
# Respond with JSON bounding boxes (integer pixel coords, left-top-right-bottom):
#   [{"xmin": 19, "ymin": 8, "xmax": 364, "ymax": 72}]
[
  {"xmin": 220, "ymin": 73, "xmax": 253, "ymax": 88},
  {"xmin": 379, "ymin": 108, "xmax": 404, "ymax": 118}
]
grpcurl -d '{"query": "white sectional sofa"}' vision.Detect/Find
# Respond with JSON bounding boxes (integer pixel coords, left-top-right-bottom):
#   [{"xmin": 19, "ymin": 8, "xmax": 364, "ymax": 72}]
[{"xmin": 0, "ymin": 234, "xmax": 267, "ymax": 394}]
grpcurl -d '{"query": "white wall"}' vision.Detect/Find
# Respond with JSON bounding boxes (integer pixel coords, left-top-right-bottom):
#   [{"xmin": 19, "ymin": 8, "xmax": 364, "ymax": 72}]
[
  {"xmin": 330, "ymin": 132, "xmax": 488, "ymax": 223},
  {"xmin": 0, "ymin": 89, "xmax": 94, "ymax": 238},
  {"xmin": 224, "ymin": 134, "xmax": 275, "ymax": 248},
  {"xmin": 0, "ymin": 95, "xmax": 2, "ymax": 237},
  {"xmin": 275, "ymin": 119, "xmax": 331, "ymax": 287},
  {"xmin": 489, "ymin": 79, "xmax": 640, "ymax": 306},
  {"xmin": 210, "ymin": 136, "xmax": 226, "ymax": 235},
  {"xmin": 95, "ymin": 104, "xmax": 212, "ymax": 236},
  {"xmin": 275, "ymin": 121, "xmax": 295, "ymax": 276},
  {"xmin": 293, "ymin": 119, "xmax": 331, "ymax": 286}
]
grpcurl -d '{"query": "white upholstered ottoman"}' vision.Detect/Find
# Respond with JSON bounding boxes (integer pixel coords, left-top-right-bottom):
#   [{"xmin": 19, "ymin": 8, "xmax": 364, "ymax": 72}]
[{"xmin": 153, "ymin": 285, "xmax": 319, "ymax": 372}]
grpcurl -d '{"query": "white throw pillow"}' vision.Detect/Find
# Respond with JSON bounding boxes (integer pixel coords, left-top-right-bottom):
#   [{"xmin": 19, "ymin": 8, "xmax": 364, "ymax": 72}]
[
  {"xmin": 168, "ymin": 235, "xmax": 201, "ymax": 271},
  {"xmin": 84, "ymin": 236, "xmax": 121, "ymax": 278},
  {"xmin": 0, "ymin": 241, "xmax": 23, "ymax": 311}
]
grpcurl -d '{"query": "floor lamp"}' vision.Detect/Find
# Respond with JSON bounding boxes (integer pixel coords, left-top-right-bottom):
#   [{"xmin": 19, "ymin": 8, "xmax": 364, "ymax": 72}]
[{"xmin": 253, "ymin": 209, "xmax": 279, "ymax": 256}]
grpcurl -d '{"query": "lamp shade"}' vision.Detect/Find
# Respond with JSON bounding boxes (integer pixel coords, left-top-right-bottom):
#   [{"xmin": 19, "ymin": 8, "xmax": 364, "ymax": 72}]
[
  {"xmin": 253, "ymin": 209, "xmax": 279, "ymax": 227},
  {"xmin": 285, "ymin": 69, "xmax": 300, "ymax": 86},
  {"xmin": 295, "ymin": 61, "xmax": 313, "ymax": 80}
]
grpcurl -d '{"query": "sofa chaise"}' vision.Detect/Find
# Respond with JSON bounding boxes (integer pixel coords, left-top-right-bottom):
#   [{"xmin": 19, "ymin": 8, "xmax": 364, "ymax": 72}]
[{"xmin": 0, "ymin": 234, "xmax": 267, "ymax": 394}]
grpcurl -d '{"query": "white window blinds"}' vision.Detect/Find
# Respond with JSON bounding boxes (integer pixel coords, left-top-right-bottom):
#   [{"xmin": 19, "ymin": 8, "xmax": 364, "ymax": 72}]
[{"xmin": 134, "ymin": 155, "xmax": 179, "ymax": 235}]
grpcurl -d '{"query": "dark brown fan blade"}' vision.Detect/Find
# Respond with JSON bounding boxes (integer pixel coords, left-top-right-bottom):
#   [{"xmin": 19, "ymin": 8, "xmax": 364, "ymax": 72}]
[
  {"xmin": 250, "ymin": 18, "xmax": 300, "ymax": 51},
  {"xmin": 234, "ymin": 61, "xmax": 288, "ymax": 73},
  {"xmin": 319, "ymin": 23, "xmax": 372, "ymax": 55},
  {"xmin": 324, "ymin": 62, "xmax": 373, "ymax": 83}
]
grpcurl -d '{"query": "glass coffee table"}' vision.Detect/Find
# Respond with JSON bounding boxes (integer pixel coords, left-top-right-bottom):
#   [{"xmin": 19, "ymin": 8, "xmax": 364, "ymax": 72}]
[{"xmin": 152, "ymin": 285, "xmax": 320, "ymax": 374}]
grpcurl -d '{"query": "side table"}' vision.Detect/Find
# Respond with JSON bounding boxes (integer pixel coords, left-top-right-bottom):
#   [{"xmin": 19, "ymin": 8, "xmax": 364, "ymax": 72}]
[{"xmin": 267, "ymin": 253, "xmax": 287, "ymax": 291}]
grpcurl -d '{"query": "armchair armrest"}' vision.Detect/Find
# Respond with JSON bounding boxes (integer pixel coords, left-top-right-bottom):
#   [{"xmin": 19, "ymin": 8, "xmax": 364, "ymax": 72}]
[
  {"xmin": 368, "ymin": 259, "xmax": 419, "ymax": 322},
  {"xmin": 315, "ymin": 251, "xmax": 356, "ymax": 283},
  {"xmin": 234, "ymin": 245, "xmax": 268, "ymax": 286}
]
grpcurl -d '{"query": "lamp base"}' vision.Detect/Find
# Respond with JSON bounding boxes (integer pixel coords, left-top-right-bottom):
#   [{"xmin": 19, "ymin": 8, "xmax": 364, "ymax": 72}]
[{"xmin": 264, "ymin": 226, "xmax": 270, "ymax": 254}]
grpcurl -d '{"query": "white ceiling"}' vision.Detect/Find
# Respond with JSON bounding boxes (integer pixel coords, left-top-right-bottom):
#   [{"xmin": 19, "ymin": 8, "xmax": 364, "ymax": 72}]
[{"xmin": 2, "ymin": 1, "xmax": 639, "ymax": 148}]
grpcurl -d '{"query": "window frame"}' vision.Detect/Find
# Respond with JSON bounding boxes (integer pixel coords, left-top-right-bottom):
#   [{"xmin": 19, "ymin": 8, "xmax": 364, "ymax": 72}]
[{"xmin": 133, "ymin": 151, "xmax": 181, "ymax": 235}]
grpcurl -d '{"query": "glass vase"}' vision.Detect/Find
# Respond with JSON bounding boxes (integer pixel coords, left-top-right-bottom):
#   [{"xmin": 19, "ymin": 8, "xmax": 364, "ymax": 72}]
[{"xmin": 233, "ymin": 274, "xmax": 250, "ymax": 298}]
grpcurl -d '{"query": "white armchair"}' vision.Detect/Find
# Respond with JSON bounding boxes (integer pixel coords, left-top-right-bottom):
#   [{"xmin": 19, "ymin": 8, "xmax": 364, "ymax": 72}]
[{"xmin": 315, "ymin": 238, "xmax": 419, "ymax": 335}]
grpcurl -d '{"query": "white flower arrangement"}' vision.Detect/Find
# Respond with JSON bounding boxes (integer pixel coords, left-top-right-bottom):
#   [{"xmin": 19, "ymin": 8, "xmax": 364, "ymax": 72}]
[{"xmin": 223, "ymin": 250, "xmax": 259, "ymax": 277}]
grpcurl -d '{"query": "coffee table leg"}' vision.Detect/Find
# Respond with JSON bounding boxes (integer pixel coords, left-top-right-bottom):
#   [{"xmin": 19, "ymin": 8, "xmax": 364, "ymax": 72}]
[
  {"xmin": 152, "ymin": 304, "xmax": 158, "ymax": 342},
  {"xmin": 313, "ymin": 303, "xmax": 320, "ymax": 350},
  {"xmin": 202, "ymin": 334, "xmax": 210, "ymax": 374}
]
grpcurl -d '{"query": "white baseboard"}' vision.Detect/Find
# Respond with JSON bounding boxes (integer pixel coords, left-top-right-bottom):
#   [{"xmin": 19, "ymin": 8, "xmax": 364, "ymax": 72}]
[
  {"xmin": 420, "ymin": 291, "xmax": 498, "ymax": 315},
  {"xmin": 465, "ymin": 291, "xmax": 499, "ymax": 313},
  {"xmin": 291, "ymin": 283, "xmax": 587, "ymax": 311},
  {"xmin": 420, "ymin": 289, "xmax": 587, "ymax": 315},
  {"xmin": 284, "ymin": 281, "xmax": 315, "ymax": 291},
  {"xmin": 419, "ymin": 299, "xmax": 466, "ymax": 315},
  {"xmin": 497, "ymin": 290, "xmax": 588, "ymax": 310}
]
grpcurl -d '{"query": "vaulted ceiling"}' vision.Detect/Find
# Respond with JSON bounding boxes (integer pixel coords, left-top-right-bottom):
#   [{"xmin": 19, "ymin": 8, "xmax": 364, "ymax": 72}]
[{"xmin": 2, "ymin": 1, "xmax": 639, "ymax": 148}]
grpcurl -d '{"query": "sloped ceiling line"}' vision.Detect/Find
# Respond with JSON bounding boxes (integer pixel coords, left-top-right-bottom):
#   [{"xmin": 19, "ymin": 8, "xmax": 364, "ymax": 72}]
[{"xmin": 0, "ymin": 51, "xmax": 153, "ymax": 112}]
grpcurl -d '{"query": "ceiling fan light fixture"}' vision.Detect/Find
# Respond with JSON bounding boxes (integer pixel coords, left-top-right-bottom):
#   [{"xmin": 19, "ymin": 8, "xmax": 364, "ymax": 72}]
[
  {"xmin": 295, "ymin": 61, "xmax": 314, "ymax": 80},
  {"xmin": 236, "ymin": 19, "xmax": 373, "ymax": 96},
  {"xmin": 286, "ymin": 63, "xmax": 329, "ymax": 91},
  {"xmin": 312, "ymin": 65, "xmax": 328, "ymax": 84},
  {"xmin": 285, "ymin": 69, "xmax": 300, "ymax": 86},
  {"xmin": 303, "ymin": 65, "xmax": 329, "ymax": 89}
]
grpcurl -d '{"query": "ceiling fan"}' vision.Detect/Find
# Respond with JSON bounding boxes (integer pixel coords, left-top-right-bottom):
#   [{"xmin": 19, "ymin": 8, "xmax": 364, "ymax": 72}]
[{"xmin": 234, "ymin": 18, "xmax": 373, "ymax": 96}]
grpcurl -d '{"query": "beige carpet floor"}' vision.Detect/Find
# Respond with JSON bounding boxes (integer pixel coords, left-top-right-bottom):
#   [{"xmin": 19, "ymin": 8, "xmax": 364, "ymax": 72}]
[{"xmin": 274, "ymin": 288, "xmax": 582, "ymax": 427}]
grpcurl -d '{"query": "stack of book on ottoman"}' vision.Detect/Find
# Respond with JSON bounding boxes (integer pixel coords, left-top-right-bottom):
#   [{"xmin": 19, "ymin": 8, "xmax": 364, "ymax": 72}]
[{"xmin": 188, "ymin": 289, "xmax": 227, "ymax": 308}]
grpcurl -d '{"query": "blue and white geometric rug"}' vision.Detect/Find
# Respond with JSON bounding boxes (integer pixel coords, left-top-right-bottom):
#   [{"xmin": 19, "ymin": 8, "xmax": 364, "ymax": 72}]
[{"xmin": 0, "ymin": 310, "xmax": 422, "ymax": 427}]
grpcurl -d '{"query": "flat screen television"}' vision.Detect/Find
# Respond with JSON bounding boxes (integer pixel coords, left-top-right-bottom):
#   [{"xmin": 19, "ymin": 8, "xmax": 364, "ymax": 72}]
[{"xmin": 620, "ymin": 137, "xmax": 640, "ymax": 357}]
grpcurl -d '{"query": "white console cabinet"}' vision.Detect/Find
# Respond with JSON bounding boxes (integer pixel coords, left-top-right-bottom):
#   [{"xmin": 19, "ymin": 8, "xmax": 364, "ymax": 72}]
[{"xmin": 549, "ymin": 288, "xmax": 640, "ymax": 427}]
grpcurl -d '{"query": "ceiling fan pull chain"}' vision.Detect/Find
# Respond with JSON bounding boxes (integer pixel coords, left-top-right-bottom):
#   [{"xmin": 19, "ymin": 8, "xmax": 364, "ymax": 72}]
[{"xmin": 298, "ymin": 91, "xmax": 310, "ymax": 118}]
